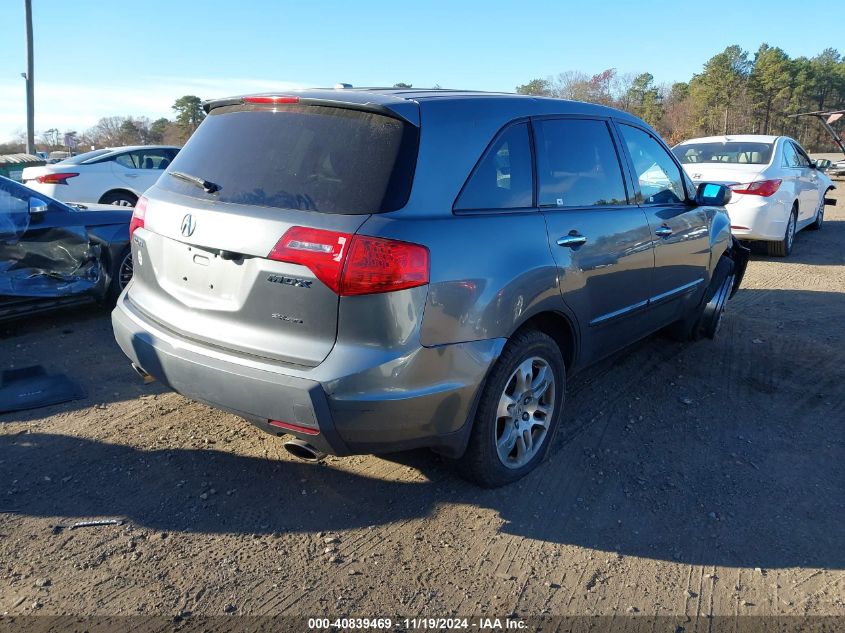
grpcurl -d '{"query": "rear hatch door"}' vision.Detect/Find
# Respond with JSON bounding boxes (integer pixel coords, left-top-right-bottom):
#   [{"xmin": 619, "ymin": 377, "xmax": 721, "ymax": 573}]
[{"xmin": 127, "ymin": 100, "xmax": 419, "ymax": 367}]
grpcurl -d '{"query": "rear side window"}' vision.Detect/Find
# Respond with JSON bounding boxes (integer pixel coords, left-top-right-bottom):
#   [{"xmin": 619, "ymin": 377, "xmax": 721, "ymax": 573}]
[
  {"xmin": 454, "ymin": 123, "xmax": 533, "ymax": 211},
  {"xmin": 158, "ymin": 105, "xmax": 419, "ymax": 214},
  {"xmin": 535, "ymin": 119, "xmax": 628, "ymax": 208},
  {"xmin": 114, "ymin": 153, "xmax": 137, "ymax": 169}
]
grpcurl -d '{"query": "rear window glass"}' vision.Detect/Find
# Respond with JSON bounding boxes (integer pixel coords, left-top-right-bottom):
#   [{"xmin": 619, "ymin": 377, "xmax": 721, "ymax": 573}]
[
  {"xmin": 60, "ymin": 149, "xmax": 113, "ymax": 165},
  {"xmin": 158, "ymin": 105, "xmax": 419, "ymax": 214},
  {"xmin": 673, "ymin": 142, "xmax": 774, "ymax": 165}
]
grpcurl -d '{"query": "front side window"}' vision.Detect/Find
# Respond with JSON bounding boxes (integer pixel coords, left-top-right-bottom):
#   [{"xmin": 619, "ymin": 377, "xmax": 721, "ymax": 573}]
[
  {"xmin": 455, "ymin": 122, "xmax": 533, "ymax": 211},
  {"xmin": 619, "ymin": 124, "xmax": 686, "ymax": 204},
  {"xmin": 791, "ymin": 142, "xmax": 811, "ymax": 167},
  {"xmin": 535, "ymin": 118, "xmax": 628, "ymax": 208}
]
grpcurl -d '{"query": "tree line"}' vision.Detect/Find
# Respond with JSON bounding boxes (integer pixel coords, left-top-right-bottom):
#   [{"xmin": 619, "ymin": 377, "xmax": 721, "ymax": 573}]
[
  {"xmin": 516, "ymin": 44, "xmax": 845, "ymax": 151},
  {"xmin": 0, "ymin": 95, "xmax": 206, "ymax": 155}
]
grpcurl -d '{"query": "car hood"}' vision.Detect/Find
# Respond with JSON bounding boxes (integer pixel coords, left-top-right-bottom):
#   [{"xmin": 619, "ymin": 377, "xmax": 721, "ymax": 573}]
[{"xmin": 680, "ymin": 163, "xmax": 767, "ymax": 185}]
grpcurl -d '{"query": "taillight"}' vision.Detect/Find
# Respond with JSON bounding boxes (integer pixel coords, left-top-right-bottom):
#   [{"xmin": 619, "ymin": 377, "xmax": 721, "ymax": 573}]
[
  {"xmin": 243, "ymin": 95, "xmax": 300, "ymax": 104},
  {"xmin": 35, "ymin": 172, "xmax": 79, "ymax": 185},
  {"xmin": 268, "ymin": 226, "xmax": 430, "ymax": 296},
  {"xmin": 341, "ymin": 235, "xmax": 429, "ymax": 296},
  {"xmin": 269, "ymin": 226, "xmax": 352, "ymax": 293},
  {"xmin": 729, "ymin": 179, "xmax": 782, "ymax": 197},
  {"xmin": 129, "ymin": 196, "xmax": 147, "ymax": 237}
]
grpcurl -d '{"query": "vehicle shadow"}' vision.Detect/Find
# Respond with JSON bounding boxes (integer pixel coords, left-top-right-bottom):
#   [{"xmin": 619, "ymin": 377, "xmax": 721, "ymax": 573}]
[
  {"xmin": 2, "ymin": 287, "xmax": 843, "ymax": 571},
  {"xmin": 748, "ymin": 217, "xmax": 845, "ymax": 266}
]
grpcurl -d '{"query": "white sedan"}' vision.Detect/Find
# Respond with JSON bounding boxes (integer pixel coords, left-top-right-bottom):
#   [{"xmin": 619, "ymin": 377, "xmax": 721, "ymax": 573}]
[
  {"xmin": 21, "ymin": 145, "xmax": 180, "ymax": 208},
  {"xmin": 673, "ymin": 135, "xmax": 836, "ymax": 257}
]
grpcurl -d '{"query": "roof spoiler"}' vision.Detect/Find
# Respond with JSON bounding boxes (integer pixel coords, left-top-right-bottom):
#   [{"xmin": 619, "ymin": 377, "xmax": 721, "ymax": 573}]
[{"xmin": 202, "ymin": 94, "xmax": 421, "ymax": 127}]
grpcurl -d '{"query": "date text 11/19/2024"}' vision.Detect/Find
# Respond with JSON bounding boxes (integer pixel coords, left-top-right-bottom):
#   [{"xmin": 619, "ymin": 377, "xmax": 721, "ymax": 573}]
[{"xmin": 307, "ymin": 617, "xmax": 527, "ymax": 630}]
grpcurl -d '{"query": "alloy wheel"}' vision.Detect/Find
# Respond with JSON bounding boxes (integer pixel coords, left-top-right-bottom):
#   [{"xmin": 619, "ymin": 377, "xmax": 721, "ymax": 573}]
[
  {"xmin": 495, "ymin": 357, "xmax": 555, "ymax": 469},
  {"xmin": 117, "ymin": 251, "xmax": 133, "ymax": 290},
  {"xmin": 786, "ymin": 214, "xmax": 796, "ymax": 250}
]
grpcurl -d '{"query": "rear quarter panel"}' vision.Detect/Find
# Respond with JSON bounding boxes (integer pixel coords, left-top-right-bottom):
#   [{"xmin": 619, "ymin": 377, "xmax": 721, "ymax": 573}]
[{"xmin": 358, "ymin": 212, "xmax": 564, "ymax": 348}]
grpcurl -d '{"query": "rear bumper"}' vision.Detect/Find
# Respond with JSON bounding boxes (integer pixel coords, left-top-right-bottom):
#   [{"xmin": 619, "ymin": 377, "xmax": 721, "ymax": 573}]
[
  {"xmin": 726, "ymin": 195, "xmax": 790, "ymax": 241},
  {"xmin": 112, "ymin": 294, "xmax": 348, "ymax": 455},
  {"xmin": 112, "ymin": 294, "xmax": 504, "ymax": 457}
]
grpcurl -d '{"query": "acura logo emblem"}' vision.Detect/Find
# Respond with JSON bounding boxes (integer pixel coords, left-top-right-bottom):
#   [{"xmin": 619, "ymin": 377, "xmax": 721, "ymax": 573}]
[{"xmin": 181, "ymin": 214, "xmax": 196, "ymax": 237}]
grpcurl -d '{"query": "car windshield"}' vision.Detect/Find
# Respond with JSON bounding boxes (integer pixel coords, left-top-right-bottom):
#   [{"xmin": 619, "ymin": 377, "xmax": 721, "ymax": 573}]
[
  {"xmin": 673, "ymin": 142, "xmax": 774, "ymax": 165},
  {"xmin": 59, "ymin": 149, "xmax": 114, "ymax": 165},
  {"xmin": 158, "ymin": 104, "xmax": 419, "ymax": 214}
]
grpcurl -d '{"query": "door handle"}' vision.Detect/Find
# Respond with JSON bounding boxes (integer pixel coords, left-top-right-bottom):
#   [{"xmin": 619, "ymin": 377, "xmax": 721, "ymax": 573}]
[
  {"xmin": 655, "ymin": 225, "xmax": 673, "ymax": 238},
  {"xmin": 557, "ymin": 233, "xmax": 588, "ymax": 248},
  {"xmin": 125, "ymin": 173, "xmax": 139, "ymax": 179}
]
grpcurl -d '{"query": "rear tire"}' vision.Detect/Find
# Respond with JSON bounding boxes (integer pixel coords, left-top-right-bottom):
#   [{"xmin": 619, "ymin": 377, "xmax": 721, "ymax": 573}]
[
  {"xmin": 767, "ymin": 206, "xmax": 797, "ymax": 257},
  {"xmin": 458, "ymin": 329, "xmax": 566, "ymax": 488},
  {"xmin": 100, "ymin": 191, "xmax": 138, "ymax": 207}
]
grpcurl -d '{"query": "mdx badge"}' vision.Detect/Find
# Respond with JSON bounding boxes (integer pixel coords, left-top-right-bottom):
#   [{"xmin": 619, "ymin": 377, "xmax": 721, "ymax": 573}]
[{"xmin": 267, "ymin": 274, "xmax": 312, "ymax": 288}]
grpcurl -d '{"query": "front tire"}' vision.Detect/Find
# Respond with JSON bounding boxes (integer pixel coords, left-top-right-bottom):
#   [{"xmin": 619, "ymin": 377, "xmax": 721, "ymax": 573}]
[
  {"xmin": 767, "ymin": 207, "xmax": 797, "ymax": 257},
  {"xmin": 106, "ymin": 246, "xmax": 133, "ymax": 303},
  {"xmin": 808, "ymin": 193, "xmax": 827, "ymax": 231},
  {"xmin": 459, "ymin": 329, "xmax": 566, "ymax": 487},
  {"xmin": 667, "ymin": 253, "xmax": 735, "ymax": 341}
]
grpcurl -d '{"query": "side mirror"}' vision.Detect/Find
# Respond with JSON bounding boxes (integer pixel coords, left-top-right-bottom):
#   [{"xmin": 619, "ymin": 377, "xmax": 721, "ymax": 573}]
[
  {"xmin": 29, "ymin": 198, "xmax": 49, "ymax": 215},
  {"xmin": 813, "ymin": 159, "xmax": 831, "ymax": 171},
  {"xmin": 695, "ymin": 182, "xmax": 732, "ymax": 207}
]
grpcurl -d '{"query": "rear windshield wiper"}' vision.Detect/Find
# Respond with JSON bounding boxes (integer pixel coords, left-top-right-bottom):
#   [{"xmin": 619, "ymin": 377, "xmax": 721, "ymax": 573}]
[{"xmin": 168, "ymin": 170, "xmax": 221, "ymax": 194}]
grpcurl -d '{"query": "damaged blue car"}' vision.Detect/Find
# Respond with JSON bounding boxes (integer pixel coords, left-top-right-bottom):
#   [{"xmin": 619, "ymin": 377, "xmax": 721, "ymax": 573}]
[{"xmin": 0, "ymin": 175, "xmax": 132, "ymax": 320}]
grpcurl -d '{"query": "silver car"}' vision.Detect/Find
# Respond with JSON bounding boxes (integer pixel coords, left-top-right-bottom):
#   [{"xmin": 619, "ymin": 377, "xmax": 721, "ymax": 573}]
[{"xmin": 112, "ymin": 89, "xmax": 748, "ymax": 486}]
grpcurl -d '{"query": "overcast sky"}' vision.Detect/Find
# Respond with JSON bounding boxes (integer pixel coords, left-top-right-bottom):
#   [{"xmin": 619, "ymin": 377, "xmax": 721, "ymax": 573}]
[{"xmin": 0, "ymin": 0, "xmax": 838, "ymax": 142}]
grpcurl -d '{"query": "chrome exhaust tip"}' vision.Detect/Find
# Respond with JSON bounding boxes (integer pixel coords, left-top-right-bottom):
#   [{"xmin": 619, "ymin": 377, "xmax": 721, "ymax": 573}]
[
  {"xmin": 131, "ymin": 363, "xmax": 156, "ymax": 384},
  {"xmin": 283, "ymin": 439, "xmax": 326, "ymax": 462}
]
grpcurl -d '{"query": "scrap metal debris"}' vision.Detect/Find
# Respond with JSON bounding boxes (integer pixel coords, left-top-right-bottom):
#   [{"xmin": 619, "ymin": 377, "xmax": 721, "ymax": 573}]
[
  {"xmin": 0, "ymin": 365, "xmax": 85, "ymax": 414},
  {"xmin": 69, "ymin": 519, "xmax": 124, "ymax": 530}
]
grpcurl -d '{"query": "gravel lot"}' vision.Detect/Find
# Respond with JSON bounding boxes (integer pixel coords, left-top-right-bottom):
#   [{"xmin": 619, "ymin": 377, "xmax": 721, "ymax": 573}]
[{"xmin": 1, "ymin": 195, "xmax": 843, "ymax": 620}]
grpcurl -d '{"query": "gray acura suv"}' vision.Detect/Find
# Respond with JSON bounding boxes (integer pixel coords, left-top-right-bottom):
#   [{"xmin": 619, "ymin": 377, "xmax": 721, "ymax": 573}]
[{"xmin": 112, "ymin": 88, "xmax": 748, "ymax": 486}]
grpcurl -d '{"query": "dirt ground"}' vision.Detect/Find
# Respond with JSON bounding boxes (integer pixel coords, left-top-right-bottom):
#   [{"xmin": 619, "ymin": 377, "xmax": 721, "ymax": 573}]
[{"xmin": 1, "ymin": 195, "xmax": 843, "ymax": 621}]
